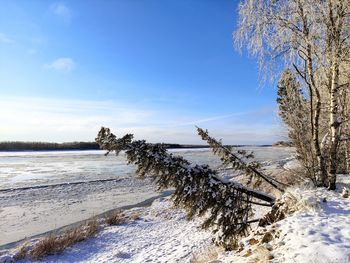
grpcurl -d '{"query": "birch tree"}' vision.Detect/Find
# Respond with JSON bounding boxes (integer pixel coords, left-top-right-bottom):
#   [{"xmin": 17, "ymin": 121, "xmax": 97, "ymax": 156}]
[
  {"xmin": 235, "ymin": 0, "xmax": 350, "ymax": 189},
  {"xmin": 321, "ymin": 1, "xmax": 350, "ymax": 189}
]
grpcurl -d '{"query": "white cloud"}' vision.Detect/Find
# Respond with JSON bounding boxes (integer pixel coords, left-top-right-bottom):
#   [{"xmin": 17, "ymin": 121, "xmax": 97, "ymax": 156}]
[
  {"xmin": 44, "ymin": 57, "xmax": 76, "ymax": 72},
  {"xmin": 0, "ymin": 33, "xmax": 14, "ymax": 44},
  {"xmin": 0, "ymin": 96, "xmax": 282, "ymax": 144},
  {"xmin": 0, "ymin": 97, "xmax": 155, "ymax": 142},
  {"xmin": 50, "ymin": 2, "xmax": 72, "ymax": 24},
  {"xmin": 176, "ymin": 112, "xmax": 250, "ymax": 126}
]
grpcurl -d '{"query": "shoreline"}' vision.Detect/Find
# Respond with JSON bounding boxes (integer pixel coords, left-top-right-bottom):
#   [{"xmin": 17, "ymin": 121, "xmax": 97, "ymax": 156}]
[
  {"xmin": 0, "ymin": 190, "xmax": 173, "ymax": 251},
  {"xmin": 0, "ymin": 177, "xmax": 160, "ymax": 248},
  {"xmin": 0, "ymin": 147, "xmax": 295, "ymax": 251}
]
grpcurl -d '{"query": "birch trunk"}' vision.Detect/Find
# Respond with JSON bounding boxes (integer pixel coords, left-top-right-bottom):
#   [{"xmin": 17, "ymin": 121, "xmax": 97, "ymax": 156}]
[
  {"xmin": 314, "ymin": 91, "xmax": 327, "ymax": 186},
  {"xmin": 300, "ymin": 1, "xmax": 327, "ymax": 186},
  {"xmin": 326, "ymin": 0, "xmax": 344, "ymax": 190},
  {"xmin": 346, "ymin": 141, "xmax": 350, "ymax": 174},
  {"xmin": 306, "ymin": 46, "xmax": 327, "ymax": 186},
  {"xmin": 328, "ymin": 60, "xmax": 340, "ymax": 189}
]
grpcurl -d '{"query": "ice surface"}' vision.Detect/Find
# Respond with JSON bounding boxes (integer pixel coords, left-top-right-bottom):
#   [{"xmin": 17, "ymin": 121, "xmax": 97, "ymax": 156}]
[
  {"xmin": 0, "ymin": 146, "xmax": 295, "ymax": 247},
  {"xmin": 0, "ymin": 147, "xmax": 294, "ymax": 190}
]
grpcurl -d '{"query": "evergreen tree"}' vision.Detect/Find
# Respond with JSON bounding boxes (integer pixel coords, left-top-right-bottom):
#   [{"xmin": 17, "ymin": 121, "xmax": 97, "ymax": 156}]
[
  {"xmin": 96, "ymin": 127, "xmax": 283, "ymax": 249},
  {"xmin": 276, "ymin": 70, "xmax": 319, "ymax": 184}
]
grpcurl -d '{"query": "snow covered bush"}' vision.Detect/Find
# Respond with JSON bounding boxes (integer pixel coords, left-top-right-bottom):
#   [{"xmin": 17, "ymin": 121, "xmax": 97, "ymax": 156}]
[{"xmin": 259, "ymin": 187, "xmax": 321, "ymax": 227}]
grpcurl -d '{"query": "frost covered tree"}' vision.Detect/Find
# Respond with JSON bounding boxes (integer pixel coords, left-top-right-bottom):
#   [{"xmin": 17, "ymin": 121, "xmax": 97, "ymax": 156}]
[
  {"xmin": 277, "ymin": 70, "xmax": 318, "ymax": 183},
  {"xmin": 95, "ymin": 127, "xmax": 284, "ymax": 249},
  {"xmin": 235, "ymin": 0, "xmax": 350, "ymax": 189},
  {"xmin": 322, "ymin": 0, "xmax": 350, "ymax": 189}
]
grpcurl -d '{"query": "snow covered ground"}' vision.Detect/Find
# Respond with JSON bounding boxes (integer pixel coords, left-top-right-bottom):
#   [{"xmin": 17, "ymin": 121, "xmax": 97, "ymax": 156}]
[
  {"xmin": 41, "ymin": 198, "xmax": 213, "ymax": 263},
  {"xmin": 2, "ymin": 178, "xmax": 350, "ymax": 263},
  {"xmin": 272, "ymin": 182, "xmax": 350, "ymax": 263},
  {"xmin": 217, "ymin": 175, "xmax": 350, "ymax": 263},
  {"xmin": 7, "ymin": 146, "xmax": 350, "ymax": 262},
  {"xmin": 1, "ymin": 171, "xmax": 350, "ymax": 262},
  {"xmin": 0, "ymin": 147, "xmax": 293, "ymax": 247},
  {"xmin": 0, "ymin": 178, "xmax": 159, "ymax": 247},
  {"xmin": 0, "ymin": 198, "xmax": 214, "ymax": 263}
]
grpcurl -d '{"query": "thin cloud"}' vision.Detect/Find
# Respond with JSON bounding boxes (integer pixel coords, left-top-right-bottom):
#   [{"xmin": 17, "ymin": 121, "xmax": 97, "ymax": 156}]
[
  {"xmin": 50, "ymin": 2, "xmax": 72, "ymax": 25},
  {"xmin": 0, "ymin": 33, "xmax": 14, "ymax": 44},
  {"xmin": 0, "ymin": 96, "xmax": 281, "ymax": 144},
  {"xmin": 178, "ymin": 112, "xmax": 250, "ymax": 126},
  {"xmin": 0, "ymin": 97, "xmax": 156, "ymax": 142},
  {"xmin": 44, "ymin": 57, "xmax": 76, "ymax": 72},
  {"xmin": 175, "ymin": 108, "xmax": 276, "ymax": 127}
]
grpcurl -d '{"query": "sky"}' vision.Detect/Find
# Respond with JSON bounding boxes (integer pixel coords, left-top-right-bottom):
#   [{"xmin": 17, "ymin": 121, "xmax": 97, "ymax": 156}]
[{"xmin": 0, "ymin": 0, "xmax": 284, "ymax": 144}]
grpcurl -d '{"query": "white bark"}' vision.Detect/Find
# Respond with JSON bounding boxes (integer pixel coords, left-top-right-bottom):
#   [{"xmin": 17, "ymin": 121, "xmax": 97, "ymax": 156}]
[{"xmin": 235, "ymin": 0, "xmax": 350, "ymax": 189}]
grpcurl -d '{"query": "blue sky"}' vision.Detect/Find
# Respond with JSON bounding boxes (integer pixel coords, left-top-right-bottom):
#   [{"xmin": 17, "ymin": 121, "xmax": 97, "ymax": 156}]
[{"xmin": 0, "ymin": 0, "xmax": 283, "ymax": 144}]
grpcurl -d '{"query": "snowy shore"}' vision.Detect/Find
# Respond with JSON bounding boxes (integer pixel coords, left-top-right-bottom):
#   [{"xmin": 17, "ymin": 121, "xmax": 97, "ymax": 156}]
[
  {"xmin": 0, "ymin": 147, "xmax": 293, "ymax": 248},
  {"xmin": 1, "ymin": 177, "xmax": 350, "ymax": 262},
  {"xmin": 0, "ymin": 177, "xmax": 159, "ymax": 248},
  {"xmin": 218, "ymin": 176, "xmax": 350, "ymax": 263},
  {"xmin": 0, "ymin": 146, "xmax": 309, "ymax": 262}
]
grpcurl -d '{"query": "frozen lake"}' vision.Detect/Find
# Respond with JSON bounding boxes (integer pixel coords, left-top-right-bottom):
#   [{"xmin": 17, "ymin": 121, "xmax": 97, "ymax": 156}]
[
  {"xmin": 0, "ymin": 147, "xmax": 294, "ymax": 190},
  {"xmin": 0, "ymin": 147, "xmax": 295, "ymax": 247}
]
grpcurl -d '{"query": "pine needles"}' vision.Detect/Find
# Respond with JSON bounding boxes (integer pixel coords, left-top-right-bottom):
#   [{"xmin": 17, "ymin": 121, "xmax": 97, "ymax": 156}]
[
  {"xmin": 96, "ymin": 127, "xmax": 276, "ymax": 249},
  {"xmin": 196, "ymin": 127, "xmax": 286, "ymax": 192}
]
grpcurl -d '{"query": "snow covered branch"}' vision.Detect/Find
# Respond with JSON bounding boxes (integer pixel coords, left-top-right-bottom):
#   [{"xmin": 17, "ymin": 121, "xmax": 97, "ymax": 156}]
[
  {"xmin": 196, "ymin": 127, "xmax": 285, "ymax": 192},
  {"xmin": 96, "ymin": 127, "xmax": 275, "ymax": 249}
]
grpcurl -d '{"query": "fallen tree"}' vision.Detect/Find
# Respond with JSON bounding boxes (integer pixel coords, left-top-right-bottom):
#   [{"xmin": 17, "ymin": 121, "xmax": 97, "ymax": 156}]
[
  {"xmin": 96, "ymin": 127, "xmax": 283, "ymax": 249},
  {"xmin": 197, "ymin": 127, "xmax": 286, "ymax": 192}
]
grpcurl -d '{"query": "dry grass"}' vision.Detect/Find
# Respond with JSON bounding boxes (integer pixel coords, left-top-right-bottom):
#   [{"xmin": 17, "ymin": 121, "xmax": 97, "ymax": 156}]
[
  {"xmin": 104, "ymin": 210, "xmax": 141, "ymax": 226},
  {"xmin": 246, "ymin": 245, "xmax": 274, "ymax": 263},
  {"xmin": 189, "ymin": 245, "xmax": 221, "ymax": 263},
  {"xmin": 29, "ymin": 219, "xmax": 98, "ymax": 260},
  {"xmin": 128, "ymin": 212, "xmax": 141, "ymax": 221},
  {"xmin": 104, "ymin": 211, "xmax": 127, "ymax": 226},
  {"xmin": 282, "ymin": 187, "xmax": 321, "ymax": 213},
  {"xmin": 13, "ymin": 244, "xmax": 29, "ymax": 261},
  {"xmin": 11, "ymin": 210, "xmax": 142, "ymax": 261}
]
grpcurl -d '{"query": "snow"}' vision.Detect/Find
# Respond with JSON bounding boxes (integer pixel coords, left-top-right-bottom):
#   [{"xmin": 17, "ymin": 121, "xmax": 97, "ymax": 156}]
[
  {"xmin": 51, "ymin": 199, "xmax": 211, "ymax": 263},
  {"xmin": 2, "ymin": 198, "xmax": 212, "ymax": 263},
  {"xmin": 2, "ymin": 173, "xmax": 350, "ymax": 262},
  {"xmin": 272, "ymin": 186, "xmax": 350, "ymax": 263},
  {"xmin": 216, "ymin": 177, "xmax": 350, "ymax": 263},
  {"xmin": 3, "ymin": 148, "xmax": 350, "ymax": 262}
]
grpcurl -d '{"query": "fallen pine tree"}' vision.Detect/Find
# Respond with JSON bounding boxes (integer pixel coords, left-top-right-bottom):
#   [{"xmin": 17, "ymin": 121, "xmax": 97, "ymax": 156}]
[{"xmin": 95, "ymin": 127, "xmax": 285, "ymax": 249}]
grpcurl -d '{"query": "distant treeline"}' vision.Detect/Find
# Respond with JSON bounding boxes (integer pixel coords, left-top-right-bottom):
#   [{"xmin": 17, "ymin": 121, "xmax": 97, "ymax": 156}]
[
  {"xmin": 0, "ymin": 141, "xmax": 100, "ymax": 151},
  {"xmin": 272, "ymin": 141, "xmax": 293, "ymax": 147},
  {"xmin": 0, "ymin": 141, "xmax": 209, "ymax": 151},
  {"xmin": 0, "ymin": 141, "xmax": 273, "ymax": 151}
]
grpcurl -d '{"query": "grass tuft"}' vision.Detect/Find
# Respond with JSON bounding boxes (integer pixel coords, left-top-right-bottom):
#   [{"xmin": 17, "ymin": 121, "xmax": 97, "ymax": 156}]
[
  {"xmin": 13, "ymin": 244, "xmax": 29, "ymax": 261},
  {"xmin": 12, "ymin": 210, "xmax": 141, "ymax": 261},
  {"xmin": 104, "ymin": 211, "xmax": 127, "ymax": 226},
  {"xmin": 29, "ymin": 219, "xmax": 99, "ymax": 259},
  {"xmin": 189, "ymin": 245, "xmax": 221, "ymax": 263}
]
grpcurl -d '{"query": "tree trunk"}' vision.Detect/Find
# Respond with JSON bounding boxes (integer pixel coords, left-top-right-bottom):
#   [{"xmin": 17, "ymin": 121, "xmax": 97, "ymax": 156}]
[
  {"xmin": 299, "ymin": 1, "xmax": 327, "ymax": 186},
  {"xmin": 328, "ymin": 60, "xmax": 340, "ymax": 190},
  {"xmin": 326, "ymin": 0, "xmax": 344, "ymax": 190},
  {"xmin": 306, "ymin": 51, "xmax": 327, "ymax": 186},
  {"xmin": 346, "ymin": 141, "xmax": 350, "ymax": 174},
  {"xmin": 314, "ymin": 90, "xmax": 327, "ymax": 186}
]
